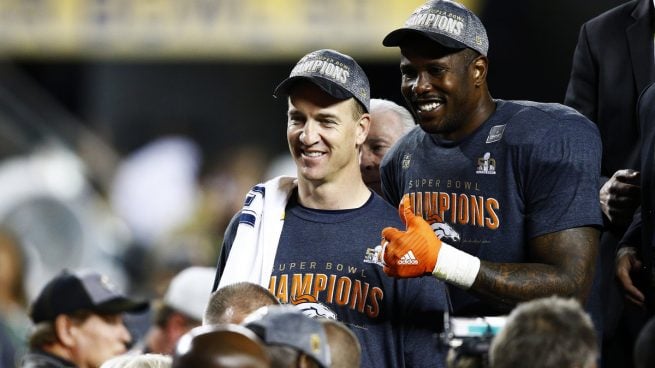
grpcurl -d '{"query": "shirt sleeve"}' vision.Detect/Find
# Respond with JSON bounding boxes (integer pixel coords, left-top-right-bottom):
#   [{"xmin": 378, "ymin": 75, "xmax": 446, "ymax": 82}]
[
  {"xmin": 522, "ymin": 116, "xmax": 603, "ymax": 237},
  {"xmin": 212, "ymin": 211, "xmax": 240, "ymax": 292}
]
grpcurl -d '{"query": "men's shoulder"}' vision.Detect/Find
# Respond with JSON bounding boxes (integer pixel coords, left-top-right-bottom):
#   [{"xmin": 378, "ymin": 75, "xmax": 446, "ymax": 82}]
[
  {"xmin": 20, "ymin": 351, "xmax": 77, "ymax": 368},
  {"xmin": 505, "ymin": 100, "xmax": 597, "ymax": 130},
  {"xmin": 370, "ymin": 192, "xmax": 396, "ymax": 210},
  {"xmin": 498, "ymin": 100, "xmax": 600, "ymax": 146},
  {"xmin": 381, "ymin": 127, "xmax": 424, "ymax": 164},
  {"xmin": 368, "ymin": 193, "xmax": 404, "ymax": 225},
  {"xmin": 392, "ymin": 126, "xmax": 424, "ymax": 148},
  {"xmin": 584, "ymin": 0, "xmax": 640, "ymax": 31}
]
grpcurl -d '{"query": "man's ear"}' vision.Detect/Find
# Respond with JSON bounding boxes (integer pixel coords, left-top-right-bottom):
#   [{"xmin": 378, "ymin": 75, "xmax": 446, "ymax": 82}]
[
  {"xmin": 54, "ymin": 315, "xmax": 76, "ymax": 347},
  {"xmin": 356, "ymin": 113, "xmax": 371, "ymax": 147},
  {"xmin": 472, "ymin": 56, "xmax": 488, "ymax": 86}
]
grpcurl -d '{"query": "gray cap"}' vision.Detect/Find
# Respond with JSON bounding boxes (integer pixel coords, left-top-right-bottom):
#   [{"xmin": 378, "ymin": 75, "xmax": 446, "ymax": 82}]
[
  {"xmin": 244, "ymin": 305, "xmax": 331, "ymax": 368},
  {"xmin": 274, "ymin": 49, "xmax": 370, "ymax": 112},
  {"xmin": 383, "ymin": 0, "xmax": 489, "ymax": 56}
]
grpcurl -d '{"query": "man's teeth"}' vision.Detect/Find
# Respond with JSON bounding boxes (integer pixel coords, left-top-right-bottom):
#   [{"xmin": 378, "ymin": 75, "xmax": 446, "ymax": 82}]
[
  {"xmin": 304, "ymin": 151, "xmax": 323, "ymax": 157},
  {"xmin": 418, "ymin": 102, "xmax": 440, "ymax": 112}
]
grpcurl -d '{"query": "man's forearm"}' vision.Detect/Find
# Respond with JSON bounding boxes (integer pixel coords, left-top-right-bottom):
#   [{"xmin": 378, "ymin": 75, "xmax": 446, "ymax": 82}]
[{"xmin": 468, "ymin": 227, "xmax": 599, "ymax": 310}]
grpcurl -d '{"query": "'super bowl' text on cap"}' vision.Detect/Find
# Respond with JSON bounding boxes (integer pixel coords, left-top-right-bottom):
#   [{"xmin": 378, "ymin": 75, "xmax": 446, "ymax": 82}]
[
  {"xmin": 30, "ymin": 269, "xmax": 149, "ymax": 323},
  {"xmin": 383, "ymin": 0, "xmax": 489, "ymax": 56},
  {"xmin": 273, "ymin": 49, "xmax": 370, "ymax": 112}
]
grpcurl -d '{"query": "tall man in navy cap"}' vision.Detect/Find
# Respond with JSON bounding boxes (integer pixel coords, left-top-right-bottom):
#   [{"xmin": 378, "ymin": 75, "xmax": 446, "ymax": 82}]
[
  {"xmin": 21, "ymin": 269, "xmax": 148, "ymax": 368},
  {"xmin": 213, "ymin": 49, "xmax": 449, "ymax": 367},
  {"xmin": 376, "ymin": 0, "xmax": 603, "ymax": 330}
]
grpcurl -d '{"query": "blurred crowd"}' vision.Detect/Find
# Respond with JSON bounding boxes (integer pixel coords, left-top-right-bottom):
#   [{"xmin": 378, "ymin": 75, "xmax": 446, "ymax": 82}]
[{"xmin": 0, "ymin": 75, "xmax": 287, "ymax": 366}]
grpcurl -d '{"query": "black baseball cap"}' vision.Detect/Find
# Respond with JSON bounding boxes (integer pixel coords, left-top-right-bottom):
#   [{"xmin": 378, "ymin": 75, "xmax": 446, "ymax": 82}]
[
  {"xmin": 383, "ymin": 0, "xmax": 489, "ymax": 56},
  {"xmin": 30, "ymin": 269, "xmax": 149, "ymax": 323},
  {"xmin": 274, "ymin": 49, "xmax": 370, "ymax": 112}
]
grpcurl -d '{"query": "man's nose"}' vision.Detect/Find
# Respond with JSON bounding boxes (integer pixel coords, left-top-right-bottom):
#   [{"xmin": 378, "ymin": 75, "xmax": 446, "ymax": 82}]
[{"xmin": 299, "ymin": 121, "xmax": 319, "ymax": 144}]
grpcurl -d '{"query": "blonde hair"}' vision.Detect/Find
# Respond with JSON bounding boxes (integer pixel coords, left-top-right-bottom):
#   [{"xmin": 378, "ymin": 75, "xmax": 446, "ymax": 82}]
[
  {"xmin": 489, "ymin": 296, "xmax": 597, "ymax": 368},
  {"xmin": 100, "ymin": 354, "xmax": 172, "ymax": 368}
]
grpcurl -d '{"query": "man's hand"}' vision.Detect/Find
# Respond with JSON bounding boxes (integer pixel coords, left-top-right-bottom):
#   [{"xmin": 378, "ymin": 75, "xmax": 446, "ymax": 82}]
[
  {"xmin": 600, "ymin": 169, "xmax": 640, "ymax": 227},
  {"xmin": 381, "ymin": 196, "xmax": 441, "ymax": 277},
  {"xmin": 616, "ymin": 246, "xmax": 645, "ymax": 307}
]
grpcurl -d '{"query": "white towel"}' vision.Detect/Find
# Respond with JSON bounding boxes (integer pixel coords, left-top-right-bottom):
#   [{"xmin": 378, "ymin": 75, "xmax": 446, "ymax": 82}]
[{"xmin": 217, "ymin": 175, "xmax": 296, "ymax": 290}]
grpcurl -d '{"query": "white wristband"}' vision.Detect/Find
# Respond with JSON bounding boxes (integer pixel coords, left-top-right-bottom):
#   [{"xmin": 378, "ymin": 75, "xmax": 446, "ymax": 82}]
[{"xmin": 432, "ymin": 242, "xmax": 481, "ymax": 289}]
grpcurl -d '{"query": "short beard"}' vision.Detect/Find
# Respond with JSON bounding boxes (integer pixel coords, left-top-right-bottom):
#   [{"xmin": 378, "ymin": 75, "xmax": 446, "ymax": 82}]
[{"xmin": 418, "ymin": 114, "xmax": 460, "ymax": 136}]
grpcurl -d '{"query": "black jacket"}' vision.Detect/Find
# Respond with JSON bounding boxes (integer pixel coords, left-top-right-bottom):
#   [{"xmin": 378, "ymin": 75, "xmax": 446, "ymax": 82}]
[
  {"xmin": 564, "ymin": 0, "xmax": 655, "ymax": 339},
  {"xmin": 20, "ymin": 350, "xmax": 77, "ymax": 368},
  {"xmin": 565, "ymin": 0, "xmax": 655, "ymax": 181},
  {"xmin": 622, "ymin": 82, "xmax": 655, "ymax": 310}
]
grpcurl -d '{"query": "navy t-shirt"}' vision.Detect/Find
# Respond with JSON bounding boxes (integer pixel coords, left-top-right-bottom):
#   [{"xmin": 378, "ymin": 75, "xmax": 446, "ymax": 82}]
[
  {"xmin": 217, "ymin": 191, "xmax": 450, "ymax": 368},
  {"xmin": 381, "ymin": 99, "xmax": 603, "ymax": 315}
]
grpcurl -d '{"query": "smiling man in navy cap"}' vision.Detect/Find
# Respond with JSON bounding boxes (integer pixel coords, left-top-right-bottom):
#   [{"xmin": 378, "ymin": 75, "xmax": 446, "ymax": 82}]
[
  {"xmin": 20, "ymin": 269, "xmax": 148, "ymax": 368},
  {"xmin": 377, "ymin": 0, "xmax": 603, "ymax": 347},
  {"xmin": 213, "ymin": 48, "xmax": 448, "ymax": 367}
]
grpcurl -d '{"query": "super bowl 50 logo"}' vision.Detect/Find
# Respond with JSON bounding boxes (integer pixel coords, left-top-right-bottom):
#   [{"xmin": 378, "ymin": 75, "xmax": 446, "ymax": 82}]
[{"xmin": 476, "ymin": 152, "xmax": 496, "ymax": 175}]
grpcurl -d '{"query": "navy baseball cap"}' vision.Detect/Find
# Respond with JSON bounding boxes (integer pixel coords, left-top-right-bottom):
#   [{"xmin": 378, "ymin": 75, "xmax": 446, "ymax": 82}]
[
  {"xmin": 30, "ymin": 269, "xmax": 149, "ymax": 323},
  {"xmin": 274, "ymin": 49, "xmax": 370, "ymax": 112},
  {"xmin": 383, "ymin": 0, "xmax": 489, "ymax": 56},
  {"xmin": 173, "ymin": 324, "xmax": 271, "ymax": 368},
  {"xmin": 243, "ymin": 305, "xmax": 331, "ymax": 368}
]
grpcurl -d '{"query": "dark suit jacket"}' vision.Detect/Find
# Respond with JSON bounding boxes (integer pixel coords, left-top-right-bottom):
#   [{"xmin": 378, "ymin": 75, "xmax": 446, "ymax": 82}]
[
  {"xmin": 564, "ymin": 0, "xmax": 655, "ymax": 339},
  {"xmin": 622, "ymin": 82, "xmax": 655, "ymax": 310},
  {"xmin": 639, "ymin": 83, "xmax": 655, "ymax": 271},
  {"xmin": 565, "ymin": 0, "xmax": 655, "ymax": 181}
]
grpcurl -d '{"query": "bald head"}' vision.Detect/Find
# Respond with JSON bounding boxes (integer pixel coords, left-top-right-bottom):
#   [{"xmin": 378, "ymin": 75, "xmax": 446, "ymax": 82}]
[{"xmin": 204, "ymin": 282, "xmax": 280, "ymax": 325}]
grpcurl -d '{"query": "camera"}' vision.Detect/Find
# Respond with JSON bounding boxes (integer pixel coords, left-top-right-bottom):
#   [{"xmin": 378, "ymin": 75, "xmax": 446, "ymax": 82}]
[{"xmin": 438, "ymin": 312, "xmax": 506, "ymax": 368}]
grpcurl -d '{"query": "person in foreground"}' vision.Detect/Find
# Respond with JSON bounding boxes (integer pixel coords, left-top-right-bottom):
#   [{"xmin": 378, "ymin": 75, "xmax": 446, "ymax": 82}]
[
  {"xmin": 489, "ymin": 296, "xmax": 598, "ymax": 368},
  {"xmin": 203, "ymin": 281, "xmax": 280, "ymax": 325},
  {"xmin": 172, "ymin": 323, "xmax": 270, "ymax": 368},
  {"xmin": 21, "ymin": 269, "xmax": 148, "ymax": 368}
]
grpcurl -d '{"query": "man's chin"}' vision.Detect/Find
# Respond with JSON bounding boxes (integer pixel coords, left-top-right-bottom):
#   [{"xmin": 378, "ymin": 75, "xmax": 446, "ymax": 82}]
[
  {"xmin": 419, "ymin": 121, "xmax": 454, "ymax": 136},
  {"xmin": 418, "ymin": 121, "xmax": 441, "ymax": 134}
]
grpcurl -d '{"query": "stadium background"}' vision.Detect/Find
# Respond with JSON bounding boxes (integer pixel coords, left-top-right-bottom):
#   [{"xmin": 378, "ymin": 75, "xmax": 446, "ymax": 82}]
[{"xmin": 0, "ymin": 0, "xmax": 624, "ymax": 162}]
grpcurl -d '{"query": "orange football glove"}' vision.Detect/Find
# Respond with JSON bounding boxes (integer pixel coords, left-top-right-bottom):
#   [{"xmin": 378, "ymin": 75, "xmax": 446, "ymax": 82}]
[{"xmin": 381, "ymin": 196, "xmax": 442, "ymax": 278}]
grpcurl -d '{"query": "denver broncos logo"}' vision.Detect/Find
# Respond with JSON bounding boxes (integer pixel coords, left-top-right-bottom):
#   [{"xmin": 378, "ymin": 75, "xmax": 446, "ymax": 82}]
[
  {"xmin": 430, "ymin": 222, "xmax": 461, "ymax": 244},
  {"xmin": 291, "ymin": 294, "xmax": 337, "ymax": 320},
  {"xmin": 427, "ymin": 213, "xmax": 461, "ymax": 243}
]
